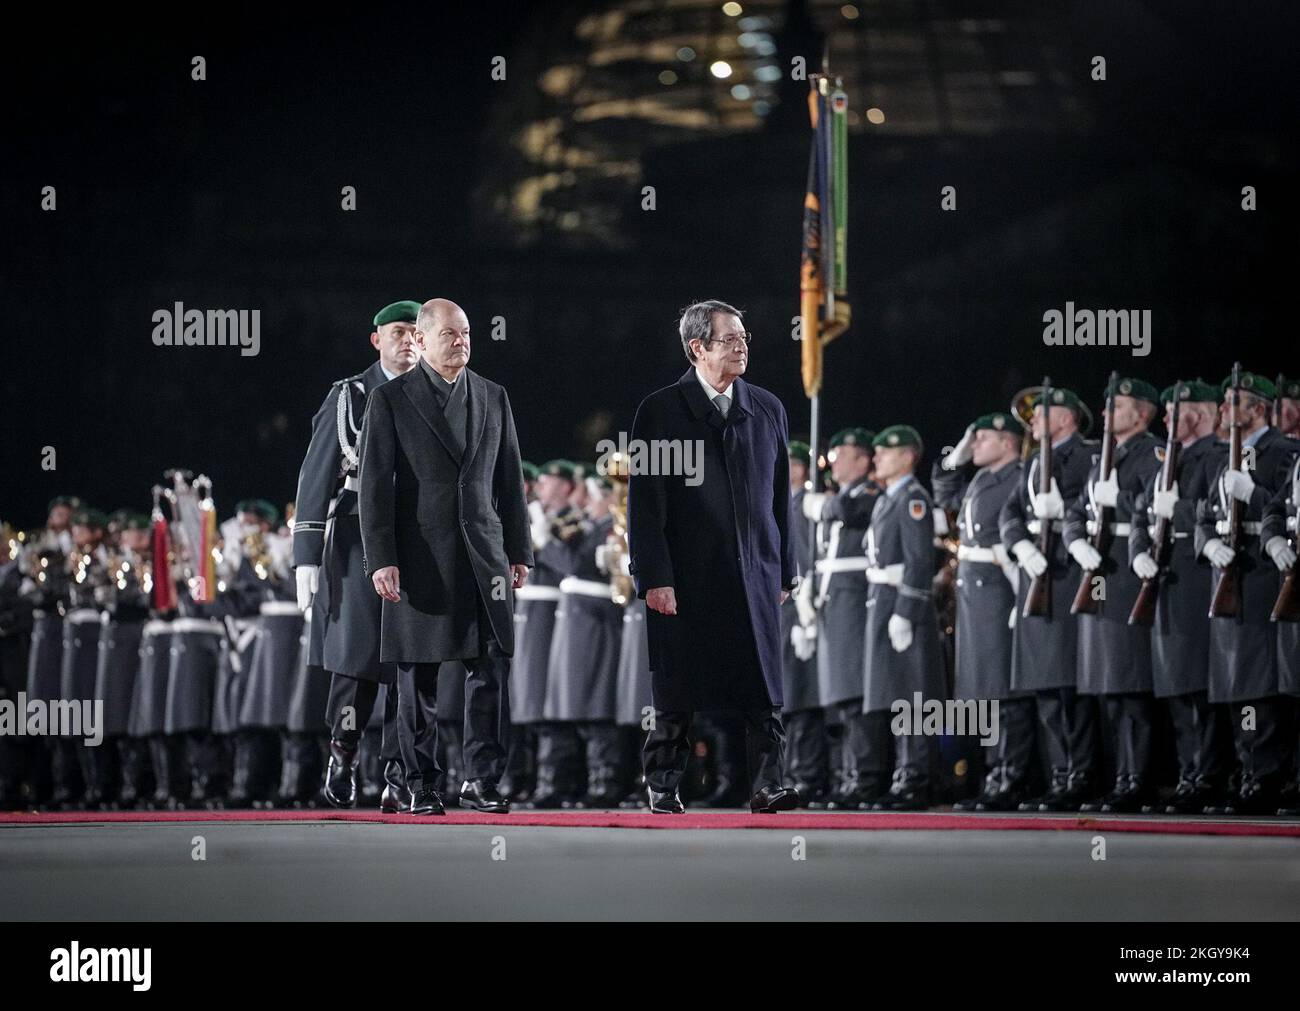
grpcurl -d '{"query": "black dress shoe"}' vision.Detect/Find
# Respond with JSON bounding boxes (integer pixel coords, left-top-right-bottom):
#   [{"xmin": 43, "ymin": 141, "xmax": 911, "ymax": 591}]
[
  {"xmin": 975, "ymin": 785, "xmax": 1030, "ymax": 812},
  {"xmin": 459, "ymin": 779, "xmax": 510, "ymax": 813},
  {"xmin": 323, "ymin": 740, "xmax": 359, "ymax": 809},
  {"xmin": 872, "ymin": 786, "xmax": 930, "ymax": 811},
  {"xmin": 379, "ymin": 760, "xmax": 410, "ymax": 813},
  {"xmin": 409, "ymin": 787, "xmax": 446, "ymax": 816},
  {"xmin": 647, "ymin": 787, "xmax": 685, "ymax": 814},
  {"xmin": 750, "ymin": 786, "xmax": 800, "ymax": 813}
]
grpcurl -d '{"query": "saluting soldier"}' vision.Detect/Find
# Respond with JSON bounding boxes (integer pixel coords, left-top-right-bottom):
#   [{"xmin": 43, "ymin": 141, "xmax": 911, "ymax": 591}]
[
  {"xmin": 999, "ymin": 388, "xmax": 1099, "ymax": 812},
  {"xmin": 781, "ymin": 440, "xmax": 827, "ymax": 804},
  {"xmin": 516, "ymin": 460, "xmax": 585, "ymax": 808},
  {"xmin": 1129, "ymin": 380, "xmax": 1229, "ymax": 812},
  {"xmin": 933, "ymin": 413, "xmax": 1032, "ymax": 811},
  {"xmin": 1196, "ymin": 371, "xmax": 1298, "ymax": 814},
  {"xmin": 292, "ymin": 300, "xmax": 421, "ymax": 812},
  {"xmin": 543, "ymin": 471, "xmax": 626, "ymax": 807},
  {"xmin": 798, "ymin": 428, "xmax": 881, "ymax": 807},
  {"xmin": 1063, "ymin": 377, "xmax": 1163, "ymax": 813},
  {"xmin": 91, "ymin": 512, "xmax": 154, "ymax": 808},
  {"xmin": 861, "ymin": 425, "xmax": 944, "ymax": 810},
  {"xmin": 1262, "ymin": 451, "xmax": 1299, "ymax": 815}
]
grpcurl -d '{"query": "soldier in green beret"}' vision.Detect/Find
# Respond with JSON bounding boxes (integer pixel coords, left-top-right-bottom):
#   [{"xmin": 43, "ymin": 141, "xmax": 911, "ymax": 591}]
[
  {"xmin": 1275, "ymin": 374, "xmax": 1299, "ymax": 439},
  {"xmin": 290, "ymin": 299, "xmax": 422, "ymax": 813},
  {"xmin": 1129, "ymin": 380, "xmax": 1229, "ymax": 811},
  {"xmin": 1063, "ymin": 376, "xmax": 1163, "ymax": 812},
  {"xmin": 1197, "ymin": 369, "xmax": 1298, "ymax": 814}
]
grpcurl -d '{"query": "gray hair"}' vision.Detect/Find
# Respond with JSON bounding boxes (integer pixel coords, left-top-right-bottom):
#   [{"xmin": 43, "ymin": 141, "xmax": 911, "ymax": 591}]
[{"xmin": 678, "ymin": 300, "xmax": 743, "ymax": 363}]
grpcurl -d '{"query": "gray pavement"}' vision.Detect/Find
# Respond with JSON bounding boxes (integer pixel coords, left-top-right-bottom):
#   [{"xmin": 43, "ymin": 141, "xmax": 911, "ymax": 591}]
[{"xmin": 2, "ymin": 819, "xmax": 1299, "ymax": 920}]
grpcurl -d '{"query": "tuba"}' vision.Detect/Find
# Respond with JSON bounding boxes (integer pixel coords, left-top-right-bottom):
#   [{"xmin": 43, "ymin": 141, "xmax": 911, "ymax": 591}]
[
  {"xmin": 603, "ymin": 452, "xmax": 634, "ymax": 606},
  {"xmin": 1010, "ymin": 385, "xmax": 1042, "ymax": 460}
]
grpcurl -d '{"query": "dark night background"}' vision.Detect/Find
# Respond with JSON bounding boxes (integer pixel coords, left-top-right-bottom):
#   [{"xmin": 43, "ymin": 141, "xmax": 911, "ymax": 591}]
[{"xmin": 2, "ymin": 0, "xmax": 1296, "ymax": 527}]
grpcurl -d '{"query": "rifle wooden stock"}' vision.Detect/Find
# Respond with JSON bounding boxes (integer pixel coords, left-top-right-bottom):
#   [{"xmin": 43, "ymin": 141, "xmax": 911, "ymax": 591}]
[
  {"xmin": 1209, "ymin": 364, "xmax": 1244, "ymax": 619},
  {"xmin": 1273, "ymin": 562, "xmax": 1300, "ymax": 622},
  {"xmin": 1071, "ymin": 372, "xmax": 1118, "ymax": 616},
  {"xmin": 1128, "ymin": 387, "xmax": 1183, "ymax": 627}
]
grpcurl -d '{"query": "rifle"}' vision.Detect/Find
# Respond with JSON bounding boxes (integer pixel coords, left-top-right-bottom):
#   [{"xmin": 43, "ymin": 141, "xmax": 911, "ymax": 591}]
[
  {"xmin": 1071, "ymin": 370, "xmax": 1119, "ymax": 615},
  {"xmin": 1273, "ymin": 373, "xmax": 1285, "ymax": 429},
  {"xmin": 1129, "ymin": 382, "xmax": 1183, "ymax": 626},
  {"xmin": 1272, "ymin": 459, "xmax": 1300, "ymax": 622},
  {"xmin": 1209, "ymin": 362, "xmax": 1244, "ymax": 618},
  {"xmin": 1023, "ymin": 375, "xmax": 1054, "ymax": 618}
]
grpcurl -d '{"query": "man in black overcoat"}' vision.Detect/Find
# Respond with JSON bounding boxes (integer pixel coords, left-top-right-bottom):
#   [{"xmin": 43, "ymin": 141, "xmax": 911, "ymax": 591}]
[
  {"xmin": 358, "ymin": 298, "xmax": 533, "ymax": 815},
  {"xmin": 628, "ymin": 299, "xmax": 799, "ymax": 814}
]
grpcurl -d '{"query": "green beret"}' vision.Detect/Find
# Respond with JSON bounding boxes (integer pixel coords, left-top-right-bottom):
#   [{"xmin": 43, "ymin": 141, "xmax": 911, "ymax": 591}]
[
  {"xmin": 71, "ymin": 508, "xmax": 108, "ymax": 531},
  {"xmin": 972, "ymin": 412, "xmax": 1018, "ymax": 434},
  {"xmin": 571, "ymin": 462, "xmax": 593, "ymax": 481},
  {"xmin": 373, "ymin": 300, "xmax": 422, "ymax": 327},
  {"xmin": 1220, "ymin": 371, "xmax": 1276, "ymax": 400},
  {"xmin": 47, "ymin": 495, "xmax": 82, "ymax": 513},
  {"xmin": 787, "ymin": 440, "xmax": 811, "ymax": 465},
  {"xmin": 872, "ymin": 424, "xmax": 923, "ymax": 451},
  {"xmin": 540, "ymin": 459, "xmax": 576, "ymax": 481},
  {"xmin": 120, "ymin": 513, "xmax": 152, "ymax": 532},
  {"xmin": 521, "ymin": 461, "xmax": 540, "ymax": 482},
  {"xmin": 1275, "ymin": 374, "xmax": 1299, "ymax": 400},
  {"xmin": 830, "ymin": 427, "xmax": 875, "ymax": 449},
  {"xmin": 1031, "ymin": 387, "xmax": 1083, "ymax": 413},
  {"xmin": 1159, "ymin": 379, "xmax": 1220, "ymax": 405},
  {"xmin": 235, "ymin": 498, "xmax": 280, "ymax": 525},
  {"xmin": 587, "ymin": 472, "xmax": 613, "ymax": 492},
  {"xmin": 1106, "ymin": 376, "xmax": 1160, "ymax": 407}
]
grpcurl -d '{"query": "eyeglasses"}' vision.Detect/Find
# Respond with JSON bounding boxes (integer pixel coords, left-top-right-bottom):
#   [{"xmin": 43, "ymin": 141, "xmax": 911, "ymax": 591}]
[{"xmin": 703, "ymin": 332, "xmax": 752, "ymax": 349}]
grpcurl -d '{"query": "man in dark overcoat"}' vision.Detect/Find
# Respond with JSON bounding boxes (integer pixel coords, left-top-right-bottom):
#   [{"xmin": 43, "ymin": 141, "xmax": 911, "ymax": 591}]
[{"xmin": 627, "ymin": 299, "xmax": 798, "ymax": 814}]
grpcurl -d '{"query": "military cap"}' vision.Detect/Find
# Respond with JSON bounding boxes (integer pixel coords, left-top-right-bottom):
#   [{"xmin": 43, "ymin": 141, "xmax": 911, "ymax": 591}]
[
  {"xmin": 972, "ymin": 412, "xmax": 1018, "ymax": 434},
  {"xmin": 521, "ymin": 461, "xmax": 540, "ymax": 482},
  {"xmin": 787, "ymin": 440, "xmax": 811, "ymax": 465},
  {"xmin": 872, "ymin": 425, "xmax": 923, "ymax": 451},
  {"xmin": 373, "ymin": 300, "xmax": 422, "ymax": 328},
  {"xmin": 1106, "ymin": 376, "xmax": 1160, "ymax": 406},
  {"xmin": 1031, "ymin": 387, "xmax": 1083, "ymax": 413},
  {"xmin": 540, "ymin": 459, "xmax": 577, "ymax": 481},
  {"xmin": 587, "ymin": 472, "xmax": 613, "ymax": 493},
  {"xmin": 71, "ymin": 508, "xmax": 109, "ymax": 530},
  {"xmin": 47, "ymin": 495, "xmax": 82, "ymax": 513},
  {"xmin": 830, "ymin": 427, "xmax": 875, "ymax": 450},
  {"xmin": 1159, "ymin": 379, "xmax": 1220, "ymax": 404},
  {"xmin": 1220, "ymin": 371, "xmax": 1276, "ymax": 400},
  {"xmin": 1275, "ymin": 374, "xmax": 1298, "ymax": 400},
  {"xmin": 120, "ymin": 512, "xmax": 152, "ymax": 532},
  {"xmin": 235, "ymin": 498, "xmax": 280, "ymax": 525}
]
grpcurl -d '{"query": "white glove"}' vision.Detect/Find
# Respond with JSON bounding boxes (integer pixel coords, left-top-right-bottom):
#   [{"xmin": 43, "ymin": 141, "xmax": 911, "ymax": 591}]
[
  {"xmin": 594, "ymin": 543, "xmax": 611, "ymax": 574},
  {"xmin": 1011, "ymin": 539, "xmax": 1049, "ymax": 579},
  {"xmin": 801, "ymin": 492, "xmax": 828, "ymax": 521},
  {"xmin": 1007, "ymin": 608, "xmax": 1017, "ymax": 630},
  {"xmin": 295, "ymin": 565, "xmax": 319, "ymax": 612},
  {"xmin": 528, "ymin": 500, "xmax": 551, "ymax": 549},
  {"xmin": 1068, "ymin": 539, "xmax": 1103, "ymax": 571},
  {"xmin": 887, "ymin": 613, "xmax": 913, "ymax": 653},
  {"xmin": 794, "ymin": 577, "xmax": 817, "ymax": 627},
  {"xmin": 1152, "ymin": 482, "xmax": 1179, "ymax": 520},
  {"xmin": 1029, "ymin": 478, "xmax": 1065, "ymax": 520},
  {"xmin": 1222, "ymin": 468, "xmax": 1255, "ymax": 503},
  {"xmin": 1265, "ymin": 536, "xmax": 1297, "ymax": 572},
  {"xmin": 942, "ymin": 426, "xmax": 975, "ymax": 470},
  {"xmin": 1202, "ymin": 537, "xmax": 1235, "ymax": 569},
  {"xmin": 1132, "ymin": 551, "xmax": 1159, "ymax": 580},
  {"xmin": 791, "ymin": 623, "xmax": 817, "ymax": 661},
  {"xmin": 1092, "ymin": 473, "xmax": 1119, "ymax": 508}
]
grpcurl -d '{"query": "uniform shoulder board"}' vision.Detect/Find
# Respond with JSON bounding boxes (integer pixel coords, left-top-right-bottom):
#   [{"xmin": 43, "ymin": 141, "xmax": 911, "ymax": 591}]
[
  {"xmin": 1154, "ymin": 446, "xmax": 1166, "ymax": 462},
  {"xmin": 908, "ymin": 497, "xmax": 928, "ymax": 521}
]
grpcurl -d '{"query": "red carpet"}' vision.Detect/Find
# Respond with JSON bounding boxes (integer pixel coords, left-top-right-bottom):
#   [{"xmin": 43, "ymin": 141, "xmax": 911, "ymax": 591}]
[{"xmin": 3, "ymin": 808, "xmax": 1299, "ymax": 836}]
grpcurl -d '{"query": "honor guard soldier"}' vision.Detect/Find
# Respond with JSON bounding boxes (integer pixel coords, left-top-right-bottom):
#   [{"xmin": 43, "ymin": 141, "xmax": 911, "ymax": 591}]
[
  {"xmin": 516, "ymin": 460, "xmax": 585, "ymax": 808},
  {"xmin": 798, "ymin": 428, "xmax": 881, "ymax": 807},
  {"xmin": 933, "ymin": 413, "xmax": 1032, "ymax": 811},
  {"xmin": 999, "ymin": 388, "xmax": 1099, "ymax": 812},
  {"xmin": 58, "ymin": 508, "xmax": 112, "ymax": 807},
  {"xmin": 781, "ymin": 440, "xmax": 828, "ymax": 804},
  {"xmin": 1262, "ymin": 449, "xmax": 1300, "ymax": 814},
  {"xmin": 1129, "ymin": 380, "xmax": 1229, "ymax": 812},
  {"xmin": 292, "ymin": 299, "xmax": 421, "ymax": 812},
  {"xmin": 91, "ymin": 512, "xmax": 154, "ymax": 808},
  {"xmin": 1063, "ymin": 377, "xmax": 1163, "ymax": 813},
  {"xmin": 1196, "ymin": 370, "xmax": 1298, "ymax": 814},
  {"xmin": 0, "ymin": 520, "xmax": 34, "ymax": 809},
  {"xmin": 543, "ymin": 471, "xmax": 626, "ymax": 807},
  {"xmin": 861, "ymin": 425, "xmax": 944, "ymax": 810},
  {"xmin": 18, "ymin": 495, "xmax": 80, "ymax": 806},
  {"xmin": 1275, "ymin": 375, "xmax": 1299, "ymax": 439}
]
